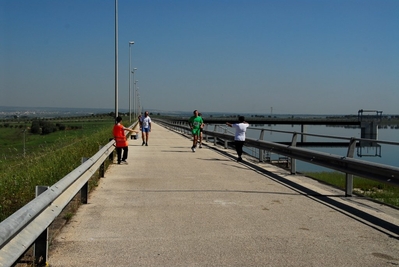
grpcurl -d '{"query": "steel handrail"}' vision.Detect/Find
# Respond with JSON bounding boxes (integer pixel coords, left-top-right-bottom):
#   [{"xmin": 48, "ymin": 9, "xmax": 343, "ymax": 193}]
[
  {"xmin": 245, "ymin": 126, "xmax": 399, "ymax": 145},
  {"xmin": 155, "ymin": 119, "xmax": 399, "ymax": 187}
]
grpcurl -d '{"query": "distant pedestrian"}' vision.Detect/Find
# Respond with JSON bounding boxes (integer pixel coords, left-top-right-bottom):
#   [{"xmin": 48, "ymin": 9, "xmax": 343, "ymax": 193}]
[
  {"xmin": 141, "ymin": 111, "xmax": 152, "ymax": 146},
  {"xmin": 138, "ymin": 114, "xmax": 142, "ymax": 130},
  {"xmin": 226, "ymin": 116, "xmax": 249, "ymax": 162},
  {"xmin": 138, "ymin": 114, "xmax": 143, "ymax": 137},
  {"xmin": 198, "ymin": 112, "xmax": 205, "ymax": 148},
  {"xmin": 113, "ymin": 116, "xmax": 138, "ymax": 164},
  {"xmin": 188, "ymin": 110, "xmax": 204, "ymax": 152}
]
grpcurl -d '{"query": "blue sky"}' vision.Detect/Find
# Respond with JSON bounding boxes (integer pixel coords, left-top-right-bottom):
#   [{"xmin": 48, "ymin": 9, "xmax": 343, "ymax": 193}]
[{"xmin": 1, "ymin": 0, "xmax": 398, "ymax": 115}]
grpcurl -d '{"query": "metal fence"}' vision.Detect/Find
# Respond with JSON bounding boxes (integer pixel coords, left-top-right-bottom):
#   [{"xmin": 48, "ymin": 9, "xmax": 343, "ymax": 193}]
[
  {"xmin": 155, "ymin": 119, "xmax": 399, "ymax": 196},
  {"xmin": 0, "ymin": 140, "xmax": 115, "ymax": 266}
]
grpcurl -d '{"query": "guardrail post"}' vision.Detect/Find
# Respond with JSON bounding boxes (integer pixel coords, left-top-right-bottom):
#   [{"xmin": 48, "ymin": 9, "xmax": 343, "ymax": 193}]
[
  {"xmin": 259, "ymin": 130, "xmax": 265, "ymax": 162},
  {"xmin": 108, "ymin": 138, "xmax": 114, "ymax": 161},
  {"xmin": 204, "ymin": 124, "xmax": 209, "ymax": 142},
  {"xmin": 34, "ymin": 186, "xmax": 49, "ymax": 266},
  {"xmin": 290, "ymin": 133, "xmax": 298, "ymax": 174},
  {"xmin": 213, "ymin": 125, "xmax": 218, "ymax": 146},
  {"xmin": 81, "ymin": 157, "xmax": 89, "ymax": 204},
  {"xmin": 99, "ymin": 146, "xmax": 105, "ymax": 178},
  {"xmin": 301, "ymin": 125, "xmax": 307, "ymax": 142},
  {"xmin": 345, "ymin": 138, "xmax": 357, "ymax": 197},
  {"xmin": 224, "ymin": 127, "xmax": 228, "ymax": 148}
]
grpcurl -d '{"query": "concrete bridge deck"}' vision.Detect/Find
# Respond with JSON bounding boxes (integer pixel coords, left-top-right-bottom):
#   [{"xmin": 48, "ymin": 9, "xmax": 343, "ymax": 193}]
[{"xmin": 48, "ymin": 123, "xmax": 399, "ymax": 267}]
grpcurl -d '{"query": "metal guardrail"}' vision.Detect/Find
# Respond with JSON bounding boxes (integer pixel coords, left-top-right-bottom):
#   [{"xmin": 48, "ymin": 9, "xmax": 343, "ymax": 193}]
[
  {"xmin": 0, "ymin": 122, "xmax": 138, "ymax": 267},
  {"xmin": 155, "ymin": 119, "xmax": 399, "ymax": 196},
  {"xmin": 0, "ymin": 141, "xmax": 115, "ymax": 267}
]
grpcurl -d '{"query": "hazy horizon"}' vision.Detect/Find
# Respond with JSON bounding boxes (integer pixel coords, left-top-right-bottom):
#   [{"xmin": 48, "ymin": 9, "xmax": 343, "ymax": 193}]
[{"xmin": 1, "ymin": 105, "xmax": 397, "ymax": 118}]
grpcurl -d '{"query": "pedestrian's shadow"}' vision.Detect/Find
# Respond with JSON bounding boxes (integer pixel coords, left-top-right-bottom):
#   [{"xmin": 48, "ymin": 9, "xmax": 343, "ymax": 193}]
[
  {"xmin": 201, "ymin": 158, "xmax": 231, "ymax": 162},
  {"xmin": 161, "ymin": 150, "xmax": 198, "ymax": 153}
]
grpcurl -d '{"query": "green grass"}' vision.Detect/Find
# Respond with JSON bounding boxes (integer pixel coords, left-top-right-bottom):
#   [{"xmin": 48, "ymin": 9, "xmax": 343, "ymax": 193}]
[
  {"xmin": 63, "ymin": 212, "xmax": 74, "ymax": 222},
  {"xmin": 0, "ymin": 118, "xmax": 114, "ymax": 167},
  {"xmin": 304, "ymin": 171, "xmax": 399, "ymax": 207},
  {"xmin": 0, "ymin": 116, "xmax": 118, "ymax": 221}
]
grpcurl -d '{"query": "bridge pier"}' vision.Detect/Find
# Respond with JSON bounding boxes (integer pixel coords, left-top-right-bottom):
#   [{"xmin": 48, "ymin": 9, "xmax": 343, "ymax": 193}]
[{"xmin": 360, "ymin": 121, "xmax": 378, "ymax": 139}]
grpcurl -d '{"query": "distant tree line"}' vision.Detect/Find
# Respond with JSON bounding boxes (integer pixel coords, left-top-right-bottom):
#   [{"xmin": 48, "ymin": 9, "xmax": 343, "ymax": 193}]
[{"xmin": 29, "ymin": 120, "xmax": 82, "ymax": 135}]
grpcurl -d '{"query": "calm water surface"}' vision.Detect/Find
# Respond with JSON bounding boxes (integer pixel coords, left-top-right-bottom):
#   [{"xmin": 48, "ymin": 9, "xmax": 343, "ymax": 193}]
[{"xmin": 244, "ymin": 124, "xmax": 399, "ymax": 172}]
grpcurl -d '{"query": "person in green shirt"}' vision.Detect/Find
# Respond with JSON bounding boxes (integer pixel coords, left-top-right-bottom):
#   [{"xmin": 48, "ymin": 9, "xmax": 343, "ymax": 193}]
[{"xmin": 188, "ymin": 109, "xmax": 204, "ymax": 152}]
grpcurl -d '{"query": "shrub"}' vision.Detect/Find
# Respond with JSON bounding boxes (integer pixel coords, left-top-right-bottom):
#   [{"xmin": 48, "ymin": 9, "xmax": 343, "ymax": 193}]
[{"xmin": 30, "ymin": 120, "xmax": 58, "ymax": 135}]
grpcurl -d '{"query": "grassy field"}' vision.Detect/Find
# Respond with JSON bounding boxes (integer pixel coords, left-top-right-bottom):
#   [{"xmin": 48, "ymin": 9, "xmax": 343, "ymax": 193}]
[
  {"xmin": 0, "ymin": 117, "xmax": 115, "ymax": 166},
  {"xmin": 304, "ymin": 171, "xmax": 399, "ymax": 207},
  {"xmin": 0, "ymin": 116, "xmax": 118, "ymax": 221}
]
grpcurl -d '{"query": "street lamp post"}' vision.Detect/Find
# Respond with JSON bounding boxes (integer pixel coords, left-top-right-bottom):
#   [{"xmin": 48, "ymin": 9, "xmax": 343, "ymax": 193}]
[
  {"xmin": 128, "ymin": 41, "xmax": 134, "ymax": 122},
  {"xmin": 134, "ymin": 80, "xmax": 138, "ymax": 117},
  {"xmin": 136, "ymin": 87, "xmax": 141, "ymax": 115},
  {"xmin": 131, "ymin": 68, "xmax": 137, "ymax": 119},
  {"xmin": 115, "ymin": 0, "xmax": 118, "ymax": 120}
]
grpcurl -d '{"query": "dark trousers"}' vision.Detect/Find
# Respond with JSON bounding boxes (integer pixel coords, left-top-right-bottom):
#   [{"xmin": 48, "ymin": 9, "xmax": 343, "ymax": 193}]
[
  {"xmin": 235, "ymin": 140, "xmax": 245, "ymax": 158},
  {"xmin": 116, "ymin": 146, "xmax": 128, "ymax": 163}
]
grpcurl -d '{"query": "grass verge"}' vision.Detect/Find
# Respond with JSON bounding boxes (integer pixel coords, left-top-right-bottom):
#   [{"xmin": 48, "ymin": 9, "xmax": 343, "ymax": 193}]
[
  {"xmin": 0, "ymin": 118, "xmax": 115, "ymax": 221},
  {"xmin": 304, "ymin": 171, "xmax": 399, "ymax": 207}
]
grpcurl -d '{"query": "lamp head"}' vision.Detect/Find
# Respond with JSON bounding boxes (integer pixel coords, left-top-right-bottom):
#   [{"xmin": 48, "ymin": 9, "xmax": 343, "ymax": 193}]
[{"xmin": 129, "ymin": 41, "xmax": 135, "ymax": 45}]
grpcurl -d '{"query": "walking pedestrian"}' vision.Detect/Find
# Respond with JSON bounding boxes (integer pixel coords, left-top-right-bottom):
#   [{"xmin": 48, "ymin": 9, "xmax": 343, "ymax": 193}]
[
  {"xmin": 188, "ymin": 110, "xmax": 204, "ymax": 152},
  {"xmin": 141, "ymin": 111, "xmax": 152, "ymax": 146},
  {"xmin": 113, "ymin": 116, "xmax": 138, "ymax": 164},
  {"xmin": 138, "ymin": 114, "xmax": 142, "ymax": 130},
  {"xmin": 226, "ymin": 116, "xmax": 249, "ymax": 162}
]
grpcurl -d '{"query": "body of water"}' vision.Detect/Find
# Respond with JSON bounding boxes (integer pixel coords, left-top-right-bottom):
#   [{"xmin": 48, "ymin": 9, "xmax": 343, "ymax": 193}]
[{"xmin": 244, "ymin": 124, "xmax": 399, "ymax": 172}]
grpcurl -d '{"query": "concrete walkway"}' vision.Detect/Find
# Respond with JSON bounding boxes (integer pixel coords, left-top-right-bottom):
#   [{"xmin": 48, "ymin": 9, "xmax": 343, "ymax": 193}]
[{"xmin": 48, "ymin": 123, "xmax": 399, "ymax": 267}]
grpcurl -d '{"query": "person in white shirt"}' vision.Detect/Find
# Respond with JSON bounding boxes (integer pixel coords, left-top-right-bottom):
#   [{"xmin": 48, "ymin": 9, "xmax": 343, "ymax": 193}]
[
  {"xmin": 226, "ymin": 116, "xmax": 249, "ymax": 162},
  {"xmin": 141, "ymin": 111, "xmax": 152, "ymax": 146}
]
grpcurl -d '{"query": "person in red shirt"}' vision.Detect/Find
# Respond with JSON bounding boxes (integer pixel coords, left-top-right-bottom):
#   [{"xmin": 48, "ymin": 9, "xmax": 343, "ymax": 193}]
[{"xmin": 113, "ymin": 116, "xmax": 138, "ymax": 164}]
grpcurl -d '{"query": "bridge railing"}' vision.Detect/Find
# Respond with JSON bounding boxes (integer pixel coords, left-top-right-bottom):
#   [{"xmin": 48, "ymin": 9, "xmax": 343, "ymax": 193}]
[
  {"xmin": 0, "ymin": 123, "xmax": 138, "ymax": 267},
  {"xmin": 155, "ymin": 119, "xmax": 399, "ymax": 197}
]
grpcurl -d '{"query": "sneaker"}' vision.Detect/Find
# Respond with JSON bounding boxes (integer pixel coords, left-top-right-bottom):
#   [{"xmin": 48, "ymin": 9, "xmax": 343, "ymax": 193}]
[
  {"xmin": 191, "ymin": 146, "xmax": 196, "ymax": 152},
  {"xmin": 145, "ymin": 143, "xmax": 148, "ymax": 146},
  {"xmin": 237, "ymin": 157, "xmax": 243, "ymax": 162},
  {"xmin": 142, "ymin": 142, "xmax": 145, "ymax": 146},
  {"xmin": 199, "ymin": 144, "xmax": 202, "ymax": 148},
  {"xmin": 121, "ymin": 160, "xmax": 128, "ymax": 164}
]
